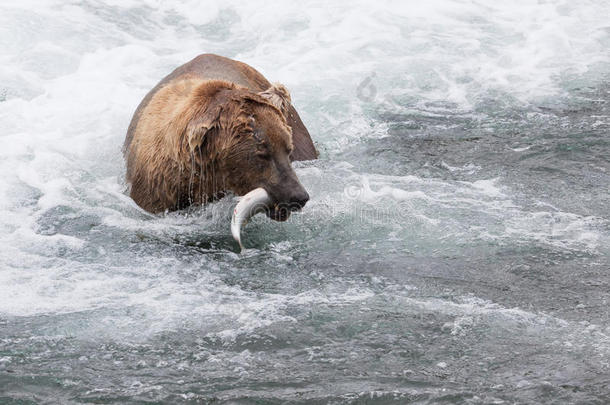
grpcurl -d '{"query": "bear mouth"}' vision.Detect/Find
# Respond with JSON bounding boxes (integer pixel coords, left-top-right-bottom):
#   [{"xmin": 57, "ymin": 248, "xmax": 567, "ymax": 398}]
[{"xmin": 266, "ymin": 204, "xmax": 297, "ymax": 222}]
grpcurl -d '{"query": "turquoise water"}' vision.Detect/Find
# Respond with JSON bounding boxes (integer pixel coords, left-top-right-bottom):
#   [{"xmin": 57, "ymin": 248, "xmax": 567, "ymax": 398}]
[{"xmin": 1, "ymin": 1, "xmax": 609, "ymax": 403}]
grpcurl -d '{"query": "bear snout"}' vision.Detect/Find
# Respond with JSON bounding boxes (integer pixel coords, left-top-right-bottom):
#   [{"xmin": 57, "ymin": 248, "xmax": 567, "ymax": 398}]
[
  {"xmin": 288, "ymin": 189, "xmax": 309, "ymax": 210},
  {"xmin": 264, "ymin": 184, "xmax": 309, "ymax": 222}
]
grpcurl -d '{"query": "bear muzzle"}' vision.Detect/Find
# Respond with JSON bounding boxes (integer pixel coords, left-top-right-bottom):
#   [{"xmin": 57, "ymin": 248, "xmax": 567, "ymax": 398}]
[{"xmin": 264, "ymin": 181, "xmax": 309, "ymax": 222}]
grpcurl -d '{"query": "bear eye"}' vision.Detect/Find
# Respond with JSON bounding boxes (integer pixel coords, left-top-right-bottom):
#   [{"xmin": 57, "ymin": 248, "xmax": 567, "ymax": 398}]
[
  {"xmin": 251, "ymin": 130, "xmax": 271, "ymax": 159},
  {"xmin": 256, "ymin": 143, "xmax": 271, "ymax": 160}
]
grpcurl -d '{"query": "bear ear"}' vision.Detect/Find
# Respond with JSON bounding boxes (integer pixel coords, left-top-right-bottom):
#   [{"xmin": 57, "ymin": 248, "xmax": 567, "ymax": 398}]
[
  {"xmin": 258, "ymin": 83, "xmax": 291, "ymax": 116},
  {"xmin": 186, "ymin": 106, "xmax": 220, "ymax": 151},
  {"xmin": 186, "ymin": 82, "xmax": 233, "ymax": 151}
]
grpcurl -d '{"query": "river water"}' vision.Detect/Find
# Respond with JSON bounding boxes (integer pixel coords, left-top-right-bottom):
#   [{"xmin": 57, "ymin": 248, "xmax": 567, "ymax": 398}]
[{"xmin": 1, "ymin": 1, "xmax": 609, "ymax": 403}]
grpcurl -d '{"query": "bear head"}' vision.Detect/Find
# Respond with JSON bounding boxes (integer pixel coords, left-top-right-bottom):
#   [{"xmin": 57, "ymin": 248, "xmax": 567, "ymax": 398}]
[{"xmin": 185, "ymin": 81, "xmax": 309, "ymax": 221}]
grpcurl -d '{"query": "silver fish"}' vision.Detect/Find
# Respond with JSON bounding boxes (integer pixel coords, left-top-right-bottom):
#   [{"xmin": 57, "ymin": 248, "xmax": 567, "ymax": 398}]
[{"xmin": 231, "ymin": 187, "xmax": 272, "ymax": 250}]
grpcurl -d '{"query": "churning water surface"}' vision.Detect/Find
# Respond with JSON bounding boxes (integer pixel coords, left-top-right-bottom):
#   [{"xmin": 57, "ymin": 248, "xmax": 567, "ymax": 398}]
[{"xmin": 1, "ymin": 1, "xmax": 609, "ymax": 404}]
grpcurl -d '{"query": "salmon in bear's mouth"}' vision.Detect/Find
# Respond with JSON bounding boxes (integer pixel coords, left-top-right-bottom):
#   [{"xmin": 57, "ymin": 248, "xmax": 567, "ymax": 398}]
[{"xmin": 231, "ymin": 188, "xmax": 305, "ymax": 250}]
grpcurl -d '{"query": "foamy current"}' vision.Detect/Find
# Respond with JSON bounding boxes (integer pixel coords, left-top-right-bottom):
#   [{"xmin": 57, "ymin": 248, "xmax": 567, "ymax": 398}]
[{"xmin": 1, "ymin": 1, "xmax": 609, "ymax": 403}]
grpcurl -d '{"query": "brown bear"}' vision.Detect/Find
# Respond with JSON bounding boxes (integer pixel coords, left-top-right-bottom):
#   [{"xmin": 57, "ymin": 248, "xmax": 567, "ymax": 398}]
[{"xmin": 124, "ymin": 53, "xmax": 317, "ymax": 220}]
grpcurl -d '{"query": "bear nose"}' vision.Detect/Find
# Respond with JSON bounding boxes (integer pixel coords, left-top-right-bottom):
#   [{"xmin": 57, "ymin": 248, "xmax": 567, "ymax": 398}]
[{"xmin": 289, "ymin": 190, "xmax": 309, "ymax": 210}]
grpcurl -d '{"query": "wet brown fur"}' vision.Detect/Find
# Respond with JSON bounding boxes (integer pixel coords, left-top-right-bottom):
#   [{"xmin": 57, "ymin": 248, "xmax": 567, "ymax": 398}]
[{"xmin": 124, "ymin": 55, "xmax": 314, "ymax": 213}]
